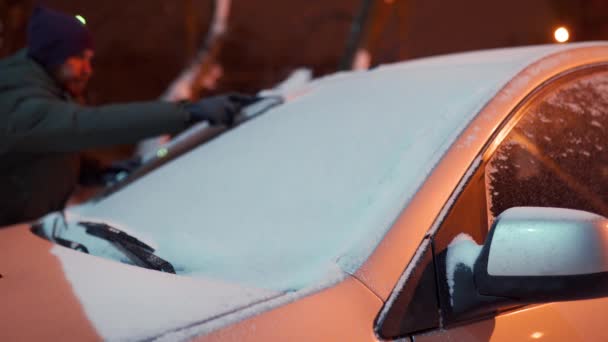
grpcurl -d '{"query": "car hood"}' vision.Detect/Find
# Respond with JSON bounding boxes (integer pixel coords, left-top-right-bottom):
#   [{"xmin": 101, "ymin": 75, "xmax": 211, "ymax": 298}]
[
  {"xmin": 1, "ymin": 224, "xmax": 286, "ymax": 341},
  {"xmin": 52, "ymin": 245, "xmax": 286, "ymax": 341}
]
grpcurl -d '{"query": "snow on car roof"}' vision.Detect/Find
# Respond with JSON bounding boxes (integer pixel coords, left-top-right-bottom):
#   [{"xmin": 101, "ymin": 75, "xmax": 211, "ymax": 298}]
[{"xmin": 70, "ymin": 43, "xmax": 596, "ymax": 292}]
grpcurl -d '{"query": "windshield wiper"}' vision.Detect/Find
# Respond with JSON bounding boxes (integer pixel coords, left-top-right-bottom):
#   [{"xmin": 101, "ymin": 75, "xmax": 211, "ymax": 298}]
[{"xmin": 78, "ymin": 221, "xmax": 176, "ymax": 274}]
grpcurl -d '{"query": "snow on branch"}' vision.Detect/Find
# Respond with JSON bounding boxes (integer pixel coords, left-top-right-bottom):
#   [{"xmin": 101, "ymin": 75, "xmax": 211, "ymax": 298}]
[{"xmin": 162, "ymin": 0, "xmax": 231, "ymax": 102}]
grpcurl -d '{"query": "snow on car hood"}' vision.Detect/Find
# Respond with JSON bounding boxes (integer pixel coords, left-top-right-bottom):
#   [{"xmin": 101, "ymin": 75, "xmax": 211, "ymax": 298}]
[
  {"xmin": 50, "ymin": 242, "xmax": 285, "ymax": 341},
  {"xmin": 65, "ymin": 44, "xmax": 588, "ymax": 293}
]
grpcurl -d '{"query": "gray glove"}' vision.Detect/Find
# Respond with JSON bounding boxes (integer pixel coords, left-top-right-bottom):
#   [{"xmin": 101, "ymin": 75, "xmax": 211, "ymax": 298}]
[{"xmin": 186, "ymin": 93, "xmax": 259, "ymax": 126}]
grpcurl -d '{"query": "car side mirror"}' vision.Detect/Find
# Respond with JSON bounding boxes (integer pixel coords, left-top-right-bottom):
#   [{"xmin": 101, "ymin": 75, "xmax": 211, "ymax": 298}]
[{"xmin": 474, "ymin": 207, "xmax": 608, "ymax": 302}]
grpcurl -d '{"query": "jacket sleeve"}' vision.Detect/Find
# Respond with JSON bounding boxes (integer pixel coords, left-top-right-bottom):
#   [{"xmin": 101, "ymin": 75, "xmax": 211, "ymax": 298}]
[
  {"xmin": 78, "ymin": 155, "xmax": 106, "ymax": 186},
  {"xmin": 6, "ymin": 96, "xmax": 191, "ymax": 153}
]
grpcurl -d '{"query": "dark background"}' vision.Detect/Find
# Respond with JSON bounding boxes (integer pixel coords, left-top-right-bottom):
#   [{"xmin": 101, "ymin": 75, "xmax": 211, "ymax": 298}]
[{"xmin": 2, "ymin": 0, "xmax": 607, "ymax": 105}]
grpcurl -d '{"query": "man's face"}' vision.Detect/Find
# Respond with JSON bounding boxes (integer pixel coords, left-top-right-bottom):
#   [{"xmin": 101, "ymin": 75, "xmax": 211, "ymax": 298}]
[{"xmin": 55, "ymin": 49, "xmax": 94, "ymax": 98}]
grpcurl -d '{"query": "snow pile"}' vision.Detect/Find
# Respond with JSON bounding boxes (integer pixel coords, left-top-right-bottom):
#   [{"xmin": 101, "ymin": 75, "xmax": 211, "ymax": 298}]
[
  {"xmin": 258, "ymin": 68, "xmax": 312, "ymax": 99},
  {"xmin": 51, "ymin": 245, "xmax": 283, "ymax": 341},
  {"xmin": 445, "ymin": 233, "xmax": 482, "ymax": 307}
]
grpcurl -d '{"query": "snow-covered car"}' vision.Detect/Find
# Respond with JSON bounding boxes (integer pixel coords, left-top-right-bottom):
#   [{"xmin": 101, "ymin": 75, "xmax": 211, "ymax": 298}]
[{"xmin": 4, "ymin": 42, "xmax": 608, "ymax": 341}]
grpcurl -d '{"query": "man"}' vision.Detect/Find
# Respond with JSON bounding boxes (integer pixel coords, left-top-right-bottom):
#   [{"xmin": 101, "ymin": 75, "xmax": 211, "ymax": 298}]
[{"xmin": 0, "ymin": 6, "xmax": 256, "ymax": 226}]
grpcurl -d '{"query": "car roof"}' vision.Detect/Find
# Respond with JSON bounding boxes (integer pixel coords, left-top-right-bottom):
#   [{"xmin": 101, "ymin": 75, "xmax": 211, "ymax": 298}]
[{"xmin": 69, "ymin": 42, "xmax": 605, "ymax": 292}]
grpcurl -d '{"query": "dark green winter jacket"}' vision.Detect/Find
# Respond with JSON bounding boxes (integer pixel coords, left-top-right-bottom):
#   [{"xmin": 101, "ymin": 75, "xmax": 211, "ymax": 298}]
[{"xmin": 0, "ymin": 50, "xmax": 191, "ymax": 226}]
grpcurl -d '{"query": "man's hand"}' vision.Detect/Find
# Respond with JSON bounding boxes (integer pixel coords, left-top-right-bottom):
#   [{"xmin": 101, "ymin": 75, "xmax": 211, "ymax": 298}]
[
  {"xmin": 100, "ymin": 157, "xmax": 143, "ymax": 186},
  {"xmin": 186, "ymin": 93, "xmax": 259, "ymax": 126}
]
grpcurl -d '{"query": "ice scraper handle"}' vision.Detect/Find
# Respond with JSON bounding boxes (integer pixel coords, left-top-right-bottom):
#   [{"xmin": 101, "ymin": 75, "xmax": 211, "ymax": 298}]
[
  {"xmin": 186, "ymin": 93, "xmax": 260, "ymax": 127},
  {"xmin": 235, "ymin": 95, "xmax": 284, "ymax": 124}
]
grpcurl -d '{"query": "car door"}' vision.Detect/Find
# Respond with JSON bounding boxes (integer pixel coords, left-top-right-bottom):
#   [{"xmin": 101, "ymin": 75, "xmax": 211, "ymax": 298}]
[{"xmin": 376, "ymin": 65, "xmax": 608, "ymax": 341}]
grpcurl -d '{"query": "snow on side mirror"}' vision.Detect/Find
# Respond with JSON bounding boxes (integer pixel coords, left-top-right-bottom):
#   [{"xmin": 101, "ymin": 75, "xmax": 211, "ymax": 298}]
[{"xmin": 474, "ymin": 207, "xmax": 608, "ymax": 302}]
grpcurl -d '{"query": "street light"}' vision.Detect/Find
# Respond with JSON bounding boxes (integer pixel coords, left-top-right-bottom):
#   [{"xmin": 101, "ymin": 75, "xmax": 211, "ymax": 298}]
[{"xmin": 554, "ymin": 27, "xmax": 570, "ymax": 43}]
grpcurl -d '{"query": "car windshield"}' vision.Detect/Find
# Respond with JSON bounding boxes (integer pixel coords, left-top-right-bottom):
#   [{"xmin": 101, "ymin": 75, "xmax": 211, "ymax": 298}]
[{"xmin": 51, "ymin": 51, "xmax": 540, "ymax": 292}]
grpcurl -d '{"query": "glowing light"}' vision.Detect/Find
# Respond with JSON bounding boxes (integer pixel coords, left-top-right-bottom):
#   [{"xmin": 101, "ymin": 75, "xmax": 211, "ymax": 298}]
[
  {"xmin": 554, "ymin": 27, "xmax": 569, "ymax": 43},
  {"xmin": 75, "ymin": 15, "xmax": 87, "ymax": 25},
  {"xmin": 531, "ymin": 332, "xmax": 544, "ymax": 339},
  {"xmin": 156, "ymin": 148, "xmax": 169, "ymax": 158}
]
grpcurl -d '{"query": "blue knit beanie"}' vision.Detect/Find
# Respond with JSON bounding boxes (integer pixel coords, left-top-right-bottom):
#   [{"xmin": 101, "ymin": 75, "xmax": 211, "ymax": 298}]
[{"xmin": 27, "ymin": 6, "xmax": 93, "ymax": 69}]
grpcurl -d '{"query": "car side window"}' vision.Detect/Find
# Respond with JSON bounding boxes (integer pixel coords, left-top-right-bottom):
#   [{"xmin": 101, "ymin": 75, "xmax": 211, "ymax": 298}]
[
  {"xmin": 487, "ymin": 69, "xmax": 608, "ymax": 220},
  {"xmin": 375, "ymin": 239, "xmax": 440, "ymax": 339}
]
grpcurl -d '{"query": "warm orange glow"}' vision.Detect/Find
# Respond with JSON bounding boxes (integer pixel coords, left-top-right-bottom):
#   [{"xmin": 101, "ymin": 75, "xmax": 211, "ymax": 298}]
[
  {"xmin": 554, "ymin": 27, "xmax": 569, "ymax": 43},
  {"xmin": 531, "ymin": 331, "xmax": 544, "ymax": 339}
]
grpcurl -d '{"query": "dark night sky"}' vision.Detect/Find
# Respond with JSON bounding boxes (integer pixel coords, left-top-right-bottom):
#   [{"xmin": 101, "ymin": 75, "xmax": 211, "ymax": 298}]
[{"xmin": 1, "ymin": 0, "xmax": 606, "ymax": 104}]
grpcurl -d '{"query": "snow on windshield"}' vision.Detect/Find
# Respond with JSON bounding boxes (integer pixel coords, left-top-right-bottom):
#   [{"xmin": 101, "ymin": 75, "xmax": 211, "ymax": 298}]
[{"xmin": 67, "ymin": 45, "xmax": 571, "ymax": 291}]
